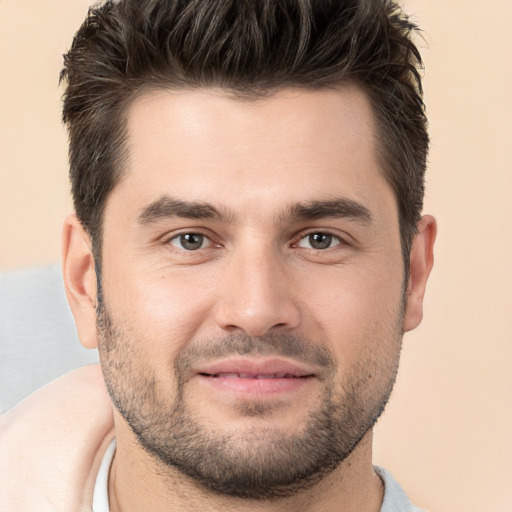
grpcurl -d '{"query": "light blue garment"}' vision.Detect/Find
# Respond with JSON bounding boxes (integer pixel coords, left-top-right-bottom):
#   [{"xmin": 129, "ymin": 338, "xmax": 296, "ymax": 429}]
[
  {"xmin": 375, "ymin": 466, "xmax": 427, "ymax": 512},
  {"xmin": 0, "ymin": 264, "xmax": 98, "ymax": 413}
]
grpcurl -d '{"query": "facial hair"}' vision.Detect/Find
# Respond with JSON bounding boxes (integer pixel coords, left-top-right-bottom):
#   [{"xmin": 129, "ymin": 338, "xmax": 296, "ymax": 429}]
[{"xmin": 97, "ymin": 301, "xmax": 403, "ymax": 500}]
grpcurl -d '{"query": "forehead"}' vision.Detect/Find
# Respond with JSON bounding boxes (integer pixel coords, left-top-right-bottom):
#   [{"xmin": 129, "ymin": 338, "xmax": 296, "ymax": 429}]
[{"xmin": 110, "ymin": 85, "xmax": 394, "ymax": 221}]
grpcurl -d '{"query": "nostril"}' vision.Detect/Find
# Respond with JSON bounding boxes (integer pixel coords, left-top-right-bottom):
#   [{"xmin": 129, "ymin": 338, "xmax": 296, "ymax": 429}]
[{"xmin": 213, "ymin": 299, "xmax": 301, "ymax": 338}]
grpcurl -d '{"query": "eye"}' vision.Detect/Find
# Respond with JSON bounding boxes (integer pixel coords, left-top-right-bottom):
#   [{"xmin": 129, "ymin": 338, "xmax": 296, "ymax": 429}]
[
  {"xmin": 169, "ymin": 233, "xmax": 209, "ymax": 251},
  {"xmin": 296, "ymin": 232, "xmax": 341, "ymax": 250}
]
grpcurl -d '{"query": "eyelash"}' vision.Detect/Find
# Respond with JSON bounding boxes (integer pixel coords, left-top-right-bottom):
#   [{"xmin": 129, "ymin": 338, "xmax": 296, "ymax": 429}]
[
  {"xmin": 163, "ymin": 229, "xmax": 348, "ymax": 253},
  {"xmin": 165, "ymin": 231, "xmax": 218, "ymax": 252},
  {"xmin": 292, "ymin": 230, "xmax": 345, "ymax": 251}
]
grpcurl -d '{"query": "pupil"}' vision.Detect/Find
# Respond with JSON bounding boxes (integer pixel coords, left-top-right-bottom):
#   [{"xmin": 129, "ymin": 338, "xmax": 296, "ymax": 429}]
[
  {"xmin": 309, "ymin": 233, "xmax": 331, "ymax": 250},
  {"xmin": 181, "ymin": 233, "xmax": 203, "ymax": 250}
]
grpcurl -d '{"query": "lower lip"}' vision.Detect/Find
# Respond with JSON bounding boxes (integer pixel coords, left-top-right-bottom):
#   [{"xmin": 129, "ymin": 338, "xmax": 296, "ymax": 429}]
[{"xmin": 198, "ymin": 375, "xmax": 313, "ymax": 396}]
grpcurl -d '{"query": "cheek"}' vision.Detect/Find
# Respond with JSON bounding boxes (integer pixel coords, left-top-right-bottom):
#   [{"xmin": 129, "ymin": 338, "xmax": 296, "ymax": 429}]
[
  {"xmin": 303, "ymin": 263, "xmax": 404, "ymax": 363},
  {"xmin": 308, "ymin": 273, "xmax": 403, "ymax": 405},
  {"xmin": 101, "ymin": 256, "xmax": 218, "ymax": 359}
]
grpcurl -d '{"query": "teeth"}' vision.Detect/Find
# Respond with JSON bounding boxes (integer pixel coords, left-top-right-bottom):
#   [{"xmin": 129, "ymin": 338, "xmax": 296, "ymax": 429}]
[{"xmin": 256, "ymin": 373, "xmax": 290, "ymax": 379}]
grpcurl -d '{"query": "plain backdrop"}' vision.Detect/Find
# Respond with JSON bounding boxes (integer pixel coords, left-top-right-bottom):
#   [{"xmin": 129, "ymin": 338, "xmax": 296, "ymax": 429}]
[{"xmin": 1, "ymin": 1, "xmax": 511, "ymax": 511}]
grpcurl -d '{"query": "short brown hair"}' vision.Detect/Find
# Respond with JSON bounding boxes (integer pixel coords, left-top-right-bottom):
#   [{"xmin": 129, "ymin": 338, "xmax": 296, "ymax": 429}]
[{"xmin": 61, "ymin": 0, "xmax": 428, "ymax": 264}]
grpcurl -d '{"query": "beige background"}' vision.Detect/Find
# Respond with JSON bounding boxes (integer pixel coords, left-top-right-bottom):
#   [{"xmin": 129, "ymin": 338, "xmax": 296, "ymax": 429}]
[{"xmin": 1, "ymin": 1, "xmax": 511, "ymax": 511}]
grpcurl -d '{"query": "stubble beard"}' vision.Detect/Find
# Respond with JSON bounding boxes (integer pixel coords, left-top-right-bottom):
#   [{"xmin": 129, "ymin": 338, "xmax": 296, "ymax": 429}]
[{"xmin": 97, "ymin": 301, "xmax": 403, "ymax": 500}]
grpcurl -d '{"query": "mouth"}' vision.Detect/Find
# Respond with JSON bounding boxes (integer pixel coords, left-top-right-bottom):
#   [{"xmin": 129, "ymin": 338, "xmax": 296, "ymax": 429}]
[
  {"xmin": 194, "ymin": 359, "xmax": 316, "ymax": 396},
  {"xmin": 201, "ymin": 372, "xmax": 308, "ymax": 379}
]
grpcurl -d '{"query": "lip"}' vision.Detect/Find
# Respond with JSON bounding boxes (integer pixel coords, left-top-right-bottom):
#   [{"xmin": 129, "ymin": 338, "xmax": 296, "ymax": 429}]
[{"xmin": 194, "ymin": 358, "xmax": 316, "ymax": 396}]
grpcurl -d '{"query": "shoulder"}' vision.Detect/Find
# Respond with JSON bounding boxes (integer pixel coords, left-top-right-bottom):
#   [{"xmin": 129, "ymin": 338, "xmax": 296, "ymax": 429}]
[{"xmin": 0, "ymin": 365, "xmax": 115, "ymax": 512}]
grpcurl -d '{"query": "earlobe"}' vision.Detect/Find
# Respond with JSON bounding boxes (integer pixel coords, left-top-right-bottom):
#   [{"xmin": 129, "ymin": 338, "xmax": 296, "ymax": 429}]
[
  {"xmin": 61, "ymin": 214, "xmax": 99, "ymax": 349},
  {"xmin": 403, "ymin": 214, "xmax": 437, "ymax": 332}
]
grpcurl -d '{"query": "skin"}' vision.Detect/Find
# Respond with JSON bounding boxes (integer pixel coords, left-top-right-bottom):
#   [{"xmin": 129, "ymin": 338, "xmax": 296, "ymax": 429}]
[{"xmin": 62, "ymin": 85, "xmax": 436, "ymax": 512}]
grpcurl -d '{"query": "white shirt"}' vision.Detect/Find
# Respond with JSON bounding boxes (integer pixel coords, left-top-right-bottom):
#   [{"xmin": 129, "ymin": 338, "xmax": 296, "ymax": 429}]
[{"xmin": 92, "ymin": 439, "xmax": 117, "ymax": 512}]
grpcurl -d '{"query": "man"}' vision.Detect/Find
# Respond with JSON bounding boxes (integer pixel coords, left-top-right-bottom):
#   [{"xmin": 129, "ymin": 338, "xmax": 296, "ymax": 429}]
[{"xmin": 0, "ymin": 0, "xmax": 436, "ymax": 510}]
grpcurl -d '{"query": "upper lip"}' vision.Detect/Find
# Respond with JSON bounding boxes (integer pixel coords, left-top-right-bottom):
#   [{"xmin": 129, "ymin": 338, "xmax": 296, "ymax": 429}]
[{"xmin": 194, "ymin": 358, "xmax": 316, "ymax": 378}]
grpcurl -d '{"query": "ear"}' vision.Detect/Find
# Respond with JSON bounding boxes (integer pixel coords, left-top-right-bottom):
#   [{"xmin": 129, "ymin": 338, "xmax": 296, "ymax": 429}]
[
  {"xmin": 403, "ymin": 214, "xmax": 437, "ymax": 332},
  {"xmin": 61, "ymin": 214, "xmax": 99, "ymax": 349}
]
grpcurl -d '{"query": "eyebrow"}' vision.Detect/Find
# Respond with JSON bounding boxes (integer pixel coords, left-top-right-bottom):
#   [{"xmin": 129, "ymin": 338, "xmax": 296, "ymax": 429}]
[
  {"xmin": 138, "ymin": 196, "xmax": 231, "ymax": 225},
  {"xmin": 284, "ymin": 198, "xmax": 373, "ymax": 224},
  {"xmin": 138, "ymin": 195, "xmax": 372, "ymax": 226}
]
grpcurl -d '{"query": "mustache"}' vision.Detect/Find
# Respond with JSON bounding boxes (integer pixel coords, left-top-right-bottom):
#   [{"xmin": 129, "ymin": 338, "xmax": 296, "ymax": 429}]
[
  {"xmin": 95, "ymin": 300, "xmax": 335, "ymax": 378},
  {"xmin": 175, "ymin": 333, "xmax": 336, "ymax": 377}
]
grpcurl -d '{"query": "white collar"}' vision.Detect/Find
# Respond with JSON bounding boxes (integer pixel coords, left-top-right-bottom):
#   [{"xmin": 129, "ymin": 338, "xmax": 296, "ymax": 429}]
[{"xmin": 92, "ymin": 438, "xmax": 117, "ymax": 512}]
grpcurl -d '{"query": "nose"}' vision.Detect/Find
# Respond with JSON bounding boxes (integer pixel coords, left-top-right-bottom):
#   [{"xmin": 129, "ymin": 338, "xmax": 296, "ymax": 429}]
[{"xmin": 213, "ymin": 246, "xmax": 301, "ymax": 337}]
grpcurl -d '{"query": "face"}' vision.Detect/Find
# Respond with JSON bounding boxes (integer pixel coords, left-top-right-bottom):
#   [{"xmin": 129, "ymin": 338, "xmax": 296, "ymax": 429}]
[{"xmin": 96, "ymin": 86, "xmax": 407, "ymax": 498}]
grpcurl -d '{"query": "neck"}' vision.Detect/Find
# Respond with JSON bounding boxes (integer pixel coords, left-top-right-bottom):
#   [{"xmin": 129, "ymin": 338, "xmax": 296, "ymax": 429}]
[{"xmin": 108, "ymin": 421, "xmax": 384, "ymax": 512}]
